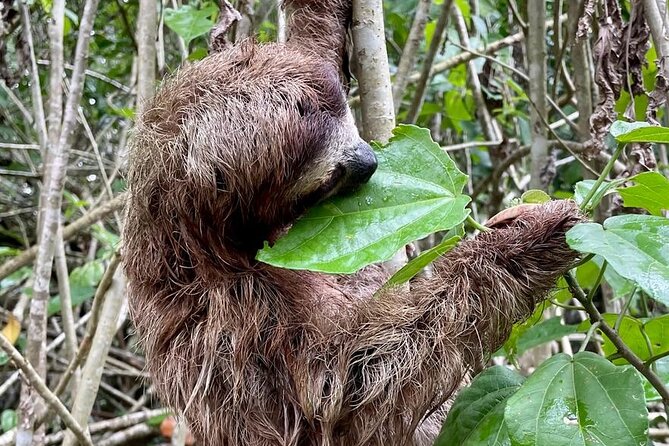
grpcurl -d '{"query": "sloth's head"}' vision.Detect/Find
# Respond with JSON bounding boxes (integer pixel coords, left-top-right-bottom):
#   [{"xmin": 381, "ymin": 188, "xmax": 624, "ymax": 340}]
[{"xmin": 127, "ymin": 43, "xmax": 376, "ymax": 261}]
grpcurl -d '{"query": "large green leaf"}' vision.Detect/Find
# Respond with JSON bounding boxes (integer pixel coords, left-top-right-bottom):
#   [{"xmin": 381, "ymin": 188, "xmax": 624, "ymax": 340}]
[
  {"xmin": 566, "ymin": 215, "xmax": 669, "ymax": 305},
  {"xmin": 436, "ymin": 366, "xmax": 524, "ymax": 446},
  {"xmin": 618, "ymin": 171, "xmax": 669, "ymax": 216},
  {"xmin": 612, "ymin": 122, "xmax": 669, "ymax": 143},
  {"xmin": 257, "ymin": 125, "xmax": 470, "ymax": 273},
  {"xmin": 505, "ymin": 352, "xmax": 648, "ymax": 446},
  {"xmin": 164, "ymin": 3, "xmax": 219, "ymax": 46}
]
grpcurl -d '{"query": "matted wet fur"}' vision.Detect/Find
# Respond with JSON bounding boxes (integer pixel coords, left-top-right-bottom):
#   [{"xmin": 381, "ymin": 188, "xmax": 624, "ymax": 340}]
[{"xmin": 123, "ymin": 1, "xmax": 583, "ymax": 444}]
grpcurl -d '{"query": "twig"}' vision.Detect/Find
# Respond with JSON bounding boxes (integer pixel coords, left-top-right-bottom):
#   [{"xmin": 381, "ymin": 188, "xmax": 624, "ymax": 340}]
[
  {"xmin": 18, "ymin": 1, "xmax": 47, "ymax": 152},
  {"xmin": 95, "ymin": 424, "xmax": 158, "ymax": 446},
  {"xmin": 0, "ymin": 313, "xmax": 91, "ymax": 401},
  {"xmin": 527, "ymin": 0, "xmax": 548, "ymax": 189},
  {"xmin": 580, "ymin": 143, "xmax": 625, "ymax": 211},
  {"xmin": 0, "ymin": 192, "xmax": 126, "ymax": 281},
  {"xmin": 564, "ymin": 272, "xmax": 669, "ymax": 417},
  {"xmin": 54, "ymin": 224, "xmax": 78, "ymax": 379},
  {"xmin": 47, "ymin": 0, "xmax": 65, "ymax": 145},
  {"xmin": 391, "ymin": 0, "xmax": 432, "ymax": 113},
  {"xmin": 62, "ymin": 256, "xmax": 126, "ymax": 446},
  {"xmin": 0, "ymin": 334, "xmax": 93, "ymax": 446},
  {"xmin": 405, "ymin": 0, "xmax": 454, "ymax": 123},
  {"xmin": 37, "ymin": 60, "xmax": 132, "ymax": 93},
  {"xmin": 451, "ymin": 2, "xmax": 500, "ymax": 141}
]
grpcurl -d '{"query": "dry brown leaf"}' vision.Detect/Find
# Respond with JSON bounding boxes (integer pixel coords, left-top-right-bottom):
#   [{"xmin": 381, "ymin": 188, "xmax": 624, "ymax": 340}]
[
  {"xmin": 210, "ymin": 0, "xmax": 242, "ymax": 53},
  {"xmin": 1, "ymin": 314, "xmax": 21, "ymax": 344},
  {"xmin": 587, "ymin": 0, "xmax": 624, "ymax": 156}
]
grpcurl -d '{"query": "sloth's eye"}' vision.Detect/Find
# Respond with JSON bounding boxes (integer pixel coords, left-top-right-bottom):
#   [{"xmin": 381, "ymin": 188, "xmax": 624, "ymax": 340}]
[{"xmin": 297, "ymin": 101, "xmax": 307, "ymax": 117}]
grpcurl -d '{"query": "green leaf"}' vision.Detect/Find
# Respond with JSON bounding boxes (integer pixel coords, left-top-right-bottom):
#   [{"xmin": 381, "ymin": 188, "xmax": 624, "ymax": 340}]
[
  {"xmin": 164, "ymin": 3, "xmax": 219, "ymax": 46},
  {"xmin": 521, "ymin": 189, "xmax": 551, "ymax": 204},
  {"xmin": 436, "ymin": 366, "xmax": 524, "ymax": 445},
  {"xmin": 146, "ymin": 411, "xmax": 171, "ymax": 427},
  {"xmin": 384, "ymin": 236, "xmax": 460, "ymax": 287},
  {"xmin": 1, "ymin": 410, "xmax": 17, "ymax": 433},
  {"xmin": 567, "ymin": 215, "xmax": 669, "ymax": 305},
  {"xmin": 578, "ymin": 314, "xmax": 651, "ymax": 365},
  {"xmin": 47, "ymin": 260, "xmax": 105, "ymax": 316},
  {"xmin": 257, "ymin": 125, "xmax": 471, "ymax": 274},
  {"xmin": 573, "ymin": 179, "xmax": 623, "ymax": 210},
  {"xmin": 618, "ymin": 171, "xmax": 669, "ymax": 216},
  {"xmin": 515, "ymin": 317, "xmax": 578, "ymax": 355},
  {"xmin": 592, "ymin": 256, "xmax": 635, "ymax": 299},
  {"xmin": 505, "ymin": 352, "xmax": 648, "ymax": 446},
  {"xmin": 609, "ymin": 120, "xmax": 651, "ymax": 139},
  {"xmin": 613, "ymin": 122, "xmax": 669, "ymax": 143},
  {"xmin": 0, "ymin": 247, "xmax": 20, "ymax": 257},
  {"xmin": 644, "ymin": 357, "xmax": 669, "ymax": 402}
]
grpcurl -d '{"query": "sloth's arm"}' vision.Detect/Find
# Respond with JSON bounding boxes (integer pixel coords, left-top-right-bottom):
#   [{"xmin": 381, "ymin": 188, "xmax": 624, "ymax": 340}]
[
  {"xmin": 283, "ymin": 0, "xmax": 350, "ymax": 69},
  {"xmin": 300, "ymin": 200, "xmax": 581, "ymax": 437}
]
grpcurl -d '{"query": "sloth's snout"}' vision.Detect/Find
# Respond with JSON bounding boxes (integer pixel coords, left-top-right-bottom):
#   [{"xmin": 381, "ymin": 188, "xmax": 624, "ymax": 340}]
[{"xmin": 345, "ymin": 142, "xmax": 378, "ymax": 187}]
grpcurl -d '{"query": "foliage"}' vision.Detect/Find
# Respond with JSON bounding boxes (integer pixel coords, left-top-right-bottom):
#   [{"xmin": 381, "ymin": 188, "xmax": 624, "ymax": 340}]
[
  {"xmin": 1, "ymin": 0, "xmax": 669, "ymax": 444},
  {"xmin": 257, "ymin": 125, "xmax": 471, "ymax": 274}
]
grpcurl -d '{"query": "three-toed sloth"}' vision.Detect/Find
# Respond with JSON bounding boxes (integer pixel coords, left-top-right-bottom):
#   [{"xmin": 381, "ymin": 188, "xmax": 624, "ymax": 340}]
[{"xmin": 123, "ymin": 1, "xmax": 581, "ymax": 444}]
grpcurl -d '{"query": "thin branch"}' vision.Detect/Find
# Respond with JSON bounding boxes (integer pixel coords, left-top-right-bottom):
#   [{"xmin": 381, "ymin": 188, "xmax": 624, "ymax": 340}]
[
  {"xmin": 405, "ymin": 0, "xmax": 454, "ymax": 123},
  {"xmin": 37, "ymin": 60, "xmax": 133, "ymax": 93},
  {"xmin": 352, "ymin": 0, "xmax": 397, "ymax": 141},
  {"xmin": 0, "ymin": 334, "xmax": 93, "ymax": 446},
  {"xmin": 451, "ymin": 2, "xmax": 500, "ymax": 140},
  {"xmin": 564, "ymin": 272, "xmax": 669, "ymax": 417},
  {"xmin": 18, "ymin": 1, "xmax": 48, "ymax": 152},
  {"xmin": 392, "ymin": 0, "xmax": 432, "ymax": 113},
  {"xmin": 47, "ymin": 0, "xmax": 65, "ymax": 145},
  {"xmin": 277, "ymin": 0, "xmax": 286, "ymax": 43},
  {"xmin": 62, "ymin": 257, "xmax": 126, "ymax": 446},
  {"xmin": 351, "ymin": 0, "xmax": 405, "ymax": 273},
  {"xmin": 0, "ymin": 192, "xmax": 126, "ymax": 283}
]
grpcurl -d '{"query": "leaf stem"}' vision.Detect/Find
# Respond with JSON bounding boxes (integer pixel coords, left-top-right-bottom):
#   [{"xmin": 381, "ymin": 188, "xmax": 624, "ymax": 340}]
[
  {"xmin": 646, "ymin": 349, "xmax": 669, "ymax": 366},
  {"xmin": 564, "ymin": 272, "xmax": 669, "ymax": 417},
  {"xmin": 580, "ymin": 143, "xmax": 626, "ymax": 212},
  {"xmin": 466, "ymin": 215, "xmax": 490, "ymax": 233},
  {"xmin": 586, "ymin": 260, "xmax": 607, "ymax": 304},
  {"xmin": 580, "ymin": 321, "xmax": 600, "ymax": 353}
]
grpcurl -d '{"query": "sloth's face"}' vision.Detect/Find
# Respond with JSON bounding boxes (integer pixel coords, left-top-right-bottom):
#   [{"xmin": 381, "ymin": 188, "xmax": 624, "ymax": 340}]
[{"xmin": 289, "ymin": 105, "xmax": 378, "ymax": 209}]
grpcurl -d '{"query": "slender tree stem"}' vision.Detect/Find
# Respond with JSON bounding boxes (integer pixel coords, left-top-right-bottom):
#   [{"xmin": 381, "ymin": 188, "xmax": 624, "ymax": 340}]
[
  {"xmin": 0, "ymin": 334, "xmax": 93, "ymax": 446},
  {"xmin": 580, "ymin": 143, "xmax": 625, "ymax": 211},
  {"xmin": 564, "ymin": 272, "xmax": 669, "ymax": 417}
]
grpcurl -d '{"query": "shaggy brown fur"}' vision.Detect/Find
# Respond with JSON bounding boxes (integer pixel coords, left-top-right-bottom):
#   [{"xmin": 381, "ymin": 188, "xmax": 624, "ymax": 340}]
[{"xmin": 123, "ymin": 1, "xmax": 582, "ymax": 445}]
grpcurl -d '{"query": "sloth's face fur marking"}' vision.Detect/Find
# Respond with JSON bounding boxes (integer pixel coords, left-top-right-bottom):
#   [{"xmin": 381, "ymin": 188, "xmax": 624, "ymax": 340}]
[{"xmin": 128, "ymin": 43, "xmax": 375, "ymax": 256}]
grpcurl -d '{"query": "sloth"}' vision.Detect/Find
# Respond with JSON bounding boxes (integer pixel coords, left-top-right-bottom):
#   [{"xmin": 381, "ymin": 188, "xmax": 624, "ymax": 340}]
[{"xmin": 122, "ymin": 0, "xmax": 582, "ymax": 444}]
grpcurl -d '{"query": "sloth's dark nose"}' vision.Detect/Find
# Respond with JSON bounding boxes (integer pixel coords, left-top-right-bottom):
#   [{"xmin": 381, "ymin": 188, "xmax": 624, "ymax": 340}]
[{"xmin": 347, "ymin": 142, "xmax": 378, "ymax": 185}]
